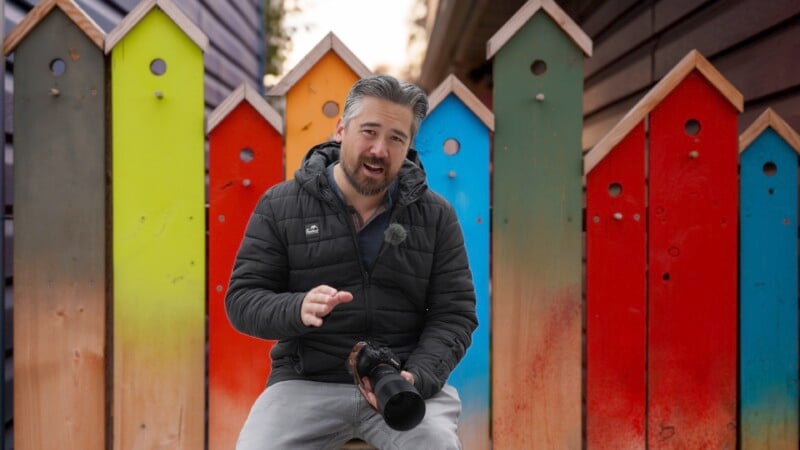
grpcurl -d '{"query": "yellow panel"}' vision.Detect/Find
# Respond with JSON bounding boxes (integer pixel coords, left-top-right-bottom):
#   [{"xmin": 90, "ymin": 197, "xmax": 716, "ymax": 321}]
[
  {"xmin": 110, "ymin": 9, "xmax": 205, "ymax": 450},
  {"xmin": 284, "ymin": 51, "xmax": 361, "ymax": 178}
]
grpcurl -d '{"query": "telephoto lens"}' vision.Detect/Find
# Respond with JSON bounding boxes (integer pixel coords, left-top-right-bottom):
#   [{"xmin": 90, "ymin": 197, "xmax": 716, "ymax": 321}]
[
  {"xmin": 369, "ymin": 365, "xmax": 426, "ymax": 431},
  {"xmin": 347, "ymin": 341, "xmax": 426, "ymax": 431}
]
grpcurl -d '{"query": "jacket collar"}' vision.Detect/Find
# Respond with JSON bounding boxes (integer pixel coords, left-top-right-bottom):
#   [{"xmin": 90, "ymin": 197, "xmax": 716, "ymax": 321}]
[{"xmin": 295, "ymin": 141, "xmax": 427, "ymax": 206}]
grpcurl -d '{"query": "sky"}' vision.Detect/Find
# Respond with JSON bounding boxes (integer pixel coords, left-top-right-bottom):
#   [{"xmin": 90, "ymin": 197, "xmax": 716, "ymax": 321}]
[{"xmin": 278, "ymin": 0, "xmax": 418, "ymax": 79}]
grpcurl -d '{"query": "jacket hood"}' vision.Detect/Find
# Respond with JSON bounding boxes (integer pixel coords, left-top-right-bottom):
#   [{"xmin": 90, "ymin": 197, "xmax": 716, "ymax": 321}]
[{"xmin": 294, "ymin": 141, "xmax": 428, "ymax": 205}]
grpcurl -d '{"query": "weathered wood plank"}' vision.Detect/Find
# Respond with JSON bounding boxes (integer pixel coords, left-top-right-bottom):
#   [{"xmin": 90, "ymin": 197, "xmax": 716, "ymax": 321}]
[
  {"xmin": 12, "ymin": 8, "xmax": 106, "ymax": 449},
  {"xmin": 739, "ymin": 121, "xmax": 799, "ymax": 449},
  {"xmin": 647, "ymin": 71, "xmax": 738, "ymax": 448},
  {"xmin": 415, "ymin": 93, "xmax": 491, "ymax": 450},
  {"xmin": 491, "ymin": 11, "xmax": 584, "ymax": 449},
  {"xmin": 586, "ymin": 122, "xmax": 646, "ymax": 450},
  {"xmin": 110, "ymin": 9, "xmax": 205, "ymax": 449},
  {"xmin": 208, "ymin": 98, "xmax": 282, "ymax": 450}
]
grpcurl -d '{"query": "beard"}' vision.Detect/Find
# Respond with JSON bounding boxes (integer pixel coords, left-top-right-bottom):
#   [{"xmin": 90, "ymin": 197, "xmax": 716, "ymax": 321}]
[{"xmin": 340, "ymin": 156, "xmax": 393, "ymax": 196}]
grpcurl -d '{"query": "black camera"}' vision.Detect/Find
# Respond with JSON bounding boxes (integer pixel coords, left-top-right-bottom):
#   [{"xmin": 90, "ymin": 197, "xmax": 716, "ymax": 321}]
[{"xmin": 346, "ymin": 341, "xmax": 426, "ymax": 431}]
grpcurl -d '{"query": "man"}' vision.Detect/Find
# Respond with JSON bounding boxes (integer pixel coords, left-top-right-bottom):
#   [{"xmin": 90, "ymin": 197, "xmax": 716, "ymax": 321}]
[{"xmin": 227, "ymin": 74, "xmax": 478, "ymax": 449}]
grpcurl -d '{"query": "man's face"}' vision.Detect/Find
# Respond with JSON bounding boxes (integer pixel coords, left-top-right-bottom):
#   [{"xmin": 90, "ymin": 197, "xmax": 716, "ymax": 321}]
[{"xmin": 335, "ymin": 97, "xmax": 413, "ymax": 197}]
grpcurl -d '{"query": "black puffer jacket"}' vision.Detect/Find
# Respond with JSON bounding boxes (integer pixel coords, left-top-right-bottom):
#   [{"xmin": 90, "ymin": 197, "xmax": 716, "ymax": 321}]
[{"xmin": 225, "ymin": 142, "xmax": 477, "ymax": 399}]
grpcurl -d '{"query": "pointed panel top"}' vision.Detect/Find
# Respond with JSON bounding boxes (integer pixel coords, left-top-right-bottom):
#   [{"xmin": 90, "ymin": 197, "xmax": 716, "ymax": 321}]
[
  {"xmin": 105, "ymin": 0, "xmax": 209, "ymax": 54},
  {"xmin": 4, "ymin": 0, "xmax": 105, "ymax": 54},
  {"xmin": 427, "ymin": 74, "xmax": 494, "ymax": 131},
  {"xmin": 267, "ymin": 32, "xmax": 372, "ymax": 96},
  {"xmin": 739, "ymin": 108, "xmax": 800, "ymax": 154},
  {"xmin": 208, "ymin": 83, "xmax": 284, "ymax": 135},
  {"xmin": 584, "ymin": 50, "xmax": 743, "ymax": 175},
  {"xmin": 487, "ymin": 0, "xmax": 592, "ymax": 59}
]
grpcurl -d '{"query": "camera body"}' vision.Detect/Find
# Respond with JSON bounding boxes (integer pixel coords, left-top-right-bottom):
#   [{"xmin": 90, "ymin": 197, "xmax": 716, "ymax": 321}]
[{"xmin": 347, "ymin": 341, "xmax": 426, "ymax": 431}]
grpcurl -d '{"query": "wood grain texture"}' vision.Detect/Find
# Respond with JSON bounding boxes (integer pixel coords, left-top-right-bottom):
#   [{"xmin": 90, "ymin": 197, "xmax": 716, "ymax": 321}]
[
  {"xmin": 105, "ymin": 0, "xmax": 208, "ymax": 53},
  {"xmin": 585, "ymin": 123, "xmax": 646, "ymax": 450},
  {"xmin": 110, "ymin": 9, "xmax": 205, "ymax": 449},
  {"xmin": 647, "ymin": 71, "xmax": 738, "ymax": 449},
  {"xmin": 4, "ymin": 0, "xmax": 104, "ymax": 54},
  {"xmin": 653, "ymin": 0, "xmax": 800, "ymax": 79},
  {"xmin": 426, "ymin": 74, "xmax": 494, "ymax": 131},
  {"xmin": 208, "ymin": 101, "xmax": 283, "ymax": 450},
  {"xmin": 487, "ymin": 0, "xmax": 592, "ymax": 58},
  {"xmin": 12, "ymin": 9, "xmax": 106, "ymax": 449},
  {"xmin": 739, "ymin": 126, "xmax": 799, "ymax": 449},
  {"xmin": 281, "ymin": 51, "xmax": 362, "ymax": 179},
  {"xmin": 584, "ymin": 50, "xmax": 742, "ymax": 175},
  {"xmin": 415, "ymin": 94, "xmax": 491, "ymax": 450},
  {"xmin": 491, "ymin": 12, "xmax": 584, "ymax": 449},
  {"xmin": 267, "ymin": 32, "xmax": 371, "ymax": 96}
]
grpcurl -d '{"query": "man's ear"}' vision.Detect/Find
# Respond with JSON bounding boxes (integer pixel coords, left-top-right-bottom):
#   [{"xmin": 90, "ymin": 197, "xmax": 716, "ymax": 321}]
[{"xmin": 334, "ymin": 119, "xmax": 344, "ymax": 142}]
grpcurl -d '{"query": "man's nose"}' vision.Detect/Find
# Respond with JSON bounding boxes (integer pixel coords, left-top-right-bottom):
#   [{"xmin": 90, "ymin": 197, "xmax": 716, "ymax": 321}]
[{"xmin": 369, "ymin": 139, "xmax": 389, "ymax": 158}]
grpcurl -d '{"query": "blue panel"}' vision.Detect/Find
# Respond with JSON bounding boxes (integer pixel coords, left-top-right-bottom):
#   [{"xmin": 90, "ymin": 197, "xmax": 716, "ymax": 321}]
[
  {"xmin": 739, "ymin": 128, "xmax": 799, "ymax": 445},
  {"xmin": 414, "ymin": 94, "xmax": 490, "ymax": 444}
]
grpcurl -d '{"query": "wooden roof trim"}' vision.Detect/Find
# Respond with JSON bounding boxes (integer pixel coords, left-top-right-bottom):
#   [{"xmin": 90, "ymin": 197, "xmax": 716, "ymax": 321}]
[
  {"xmin": 267, "ymin": 32, "xmax": 372, "ymax": 96},
  {"xmin": 4, "ymin": 0, "xmax": 105, "ymax": 54},
  {"xmin": 427, "ymin": 74, "xmax": 494, "ymax": 131},
  {"xmin": 739, "ymin": 108, "xmax": 800, "ymax": 154},
  {"xmin": 486, "ymin": 0, "xmax": 592, "ymax": 59},
  {"xmin": 584, "ymin": 50, "xmax": 744, "ymax": 175},
  {"xmin": 105, "ymin": 0, "xmax": 209, "ymax": 54},
  {"xmin": 208, "ymin": 83, "xmax": 284, "ymax": 135}
]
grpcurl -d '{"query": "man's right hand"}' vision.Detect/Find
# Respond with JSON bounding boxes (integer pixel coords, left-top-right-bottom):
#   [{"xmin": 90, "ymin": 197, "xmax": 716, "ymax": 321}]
[{"xmin": 301, "ymin": 285, "xmax": 353, "ymax": 327}]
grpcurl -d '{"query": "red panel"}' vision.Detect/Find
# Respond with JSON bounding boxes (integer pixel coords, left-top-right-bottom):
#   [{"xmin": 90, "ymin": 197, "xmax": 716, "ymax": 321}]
[
  {"xmin": 208, "ymin": 102, "xmax": 284, "ymax": 449},
  {"xmin": 586, "ymin": 123, "xmax": 647, "ymax": 449},
  {"xmin": 647, "ymin": 71, "xmax": 738, "ymax": 448}
]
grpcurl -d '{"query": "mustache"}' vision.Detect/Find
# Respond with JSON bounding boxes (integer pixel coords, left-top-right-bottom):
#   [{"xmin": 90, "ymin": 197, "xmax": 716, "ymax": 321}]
[{"xmin": 360, "ymin": 156, "xmax": 387, "ymax": 168}]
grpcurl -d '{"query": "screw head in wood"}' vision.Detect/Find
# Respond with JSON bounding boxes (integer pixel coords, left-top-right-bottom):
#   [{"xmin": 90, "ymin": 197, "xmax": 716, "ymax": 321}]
[
  {"xmin": 242, "ymin": 178, "xmax": 251, "ymax": 187},
  {"xmin": 613, "ymin": 212, "xmax": 623, "ymax": 220},
  {"xmin": 689, "ymin": 150, "xmax": 699, "ymax": 159},
  {"xmin": 448, "ymin": 170, "xmax": 456, "ymax": 179},
  {"xmin": 535, "ymin": 93, "xmax": 545, "ymax": 102},
  {"xmin": 155, "ymin": 90, "xmax": 164, "ymax": 99},
  {"xmin": 49, "ymin": 88, "xmax": 60, "ymax": 97}
]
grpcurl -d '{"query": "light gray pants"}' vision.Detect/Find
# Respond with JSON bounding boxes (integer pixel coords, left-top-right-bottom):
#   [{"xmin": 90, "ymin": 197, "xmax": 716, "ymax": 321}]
[{"xmin": 236, "ymin": 380, "xmax": 462, "ymax": 450}]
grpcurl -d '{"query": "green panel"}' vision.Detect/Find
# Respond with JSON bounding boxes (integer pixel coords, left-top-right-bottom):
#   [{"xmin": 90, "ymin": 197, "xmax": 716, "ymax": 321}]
[
  {"xmin": 110, "ymin": 9, "xmax": 206, "ymax": 450},
  {"xmin": 13, "ymin": 9, "xmax": 107, "ymax": 450},
  {"xmin": 491, "ymin": 12, "xmax": 585, "ymax": 450}
]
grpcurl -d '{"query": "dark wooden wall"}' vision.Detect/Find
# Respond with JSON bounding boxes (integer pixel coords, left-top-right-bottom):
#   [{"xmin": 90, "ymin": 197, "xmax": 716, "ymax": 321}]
[
  {"xmin": 572, "ymin": 0, "xmax": 800, "ymax": 150},
  {"xmin": 420, "ymin": 0, "xmax": 799, "ymax": 152},
  {"xmin": 2, "ymin": 0, "xmax": 265, "ymax": 447}
]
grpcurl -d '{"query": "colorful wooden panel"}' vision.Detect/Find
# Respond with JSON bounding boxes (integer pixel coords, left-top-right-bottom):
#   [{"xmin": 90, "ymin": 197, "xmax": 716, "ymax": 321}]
[
  {"xmin": 585, "ymin": 123, "xmax": 646, "ymax": 450},
  {"xmin": 110, "ymin": 9, "xmax": 205, "ymax": 449},
  {"xmin": 415, "ymin": 94, "xmax": 490, "ymax": 449},
  {"xmin": 12, "ymin": 9, "xmax": 106, "ymax": 450},
  {"xmin": 647, "ymin": 71, "xmax": 738, "ymax": 448},
  {"xmin": 208, "ymin": 102, "xmax": 283, "ymax": 450},
  {"xmin": 740, "ymin": 128, "xmax": 798, "ymax": 449},
  {"xmin": 491, "ymin": 12, "xmax": 584, "ymax": 449},
  {"xmin": 284, "ymin": 51, "xmax": 360, "ymax": 179}
]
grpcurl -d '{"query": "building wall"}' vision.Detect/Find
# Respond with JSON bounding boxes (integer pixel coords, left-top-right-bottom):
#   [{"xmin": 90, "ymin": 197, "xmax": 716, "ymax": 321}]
[{"xmin": 2, "ymin": 0, "xmax": 265, "ymax": 446}]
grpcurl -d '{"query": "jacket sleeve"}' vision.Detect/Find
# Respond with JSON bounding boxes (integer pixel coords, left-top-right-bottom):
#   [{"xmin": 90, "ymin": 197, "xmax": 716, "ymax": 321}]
[
  {"xmin": 404, "ymin": 202, "xmax": 478, "ymax": 399},
  {"xmin": 225, "ymin": 191, "xmax": 312, "ymax": 340}
]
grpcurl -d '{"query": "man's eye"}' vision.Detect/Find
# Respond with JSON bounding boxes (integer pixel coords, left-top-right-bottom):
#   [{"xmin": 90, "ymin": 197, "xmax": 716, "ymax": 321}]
[
  {"xmin": 391, "ymin": 136, "xmax": 405, "ymax": 143},
  {"xmin": 362, "ymin": 129, "xmax": 376, "ymax": 136}
]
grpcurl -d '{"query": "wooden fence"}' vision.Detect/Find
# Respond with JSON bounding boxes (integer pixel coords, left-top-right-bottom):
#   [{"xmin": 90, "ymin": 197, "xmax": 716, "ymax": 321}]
[{"xmin": 4, "ymin": 0, "xmax": 799, "ymax": 449}]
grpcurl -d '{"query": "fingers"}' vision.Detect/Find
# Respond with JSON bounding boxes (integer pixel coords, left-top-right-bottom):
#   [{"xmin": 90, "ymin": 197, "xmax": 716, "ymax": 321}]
[
  {"xmin": 400, "ymin": 370, "xmax": 415, "ymax": 386},
  {"xmin": 300, "ymin": 285, "xmax": 354, "ymax": 327}
]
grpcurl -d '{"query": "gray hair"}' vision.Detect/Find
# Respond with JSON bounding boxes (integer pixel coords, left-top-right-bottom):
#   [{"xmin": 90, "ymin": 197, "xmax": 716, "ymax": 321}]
[{"xmin": 341, "ymin": 74, "xmax": 428, "ymax": 142}]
